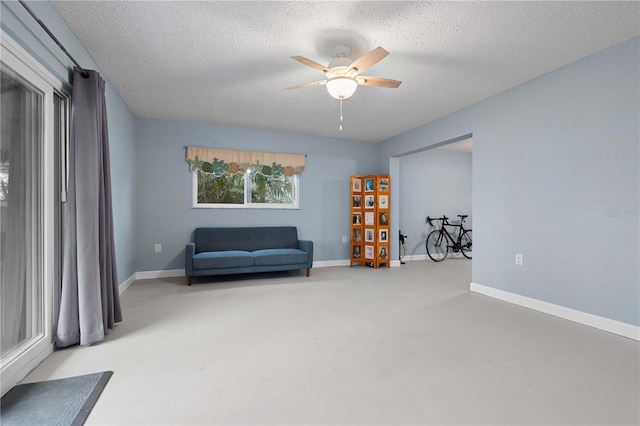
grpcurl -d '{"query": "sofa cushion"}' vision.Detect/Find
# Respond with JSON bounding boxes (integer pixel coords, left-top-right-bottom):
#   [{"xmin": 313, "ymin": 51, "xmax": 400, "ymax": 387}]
[
  {"xmin": 253, "ymin": 249, "xmax": 308, "ymax": 266},
  {"xmin": 193, "ymin": 251, "xmax": 254, "ymax": 269},
  {"xmin": 195, "ymin": 227, "xmax": 298, "ymax": 253}
]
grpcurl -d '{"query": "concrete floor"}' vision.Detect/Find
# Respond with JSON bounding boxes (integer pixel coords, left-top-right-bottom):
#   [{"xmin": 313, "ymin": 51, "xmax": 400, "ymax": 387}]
[{"xmin": 21, "ymin": 260, "xmax": 640, "ymax": 425}]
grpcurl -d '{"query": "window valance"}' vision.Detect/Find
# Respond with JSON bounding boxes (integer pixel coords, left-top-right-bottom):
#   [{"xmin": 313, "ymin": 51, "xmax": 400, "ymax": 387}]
[{"xmin": 186, "ymin": 146, "xmax": 305, "ymax": 177}]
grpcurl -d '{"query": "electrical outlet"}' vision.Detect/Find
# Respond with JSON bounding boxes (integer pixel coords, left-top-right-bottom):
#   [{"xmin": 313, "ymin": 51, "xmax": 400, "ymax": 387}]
[
  {"xmin": 515, "ymin": 253, "xmax": 523, "ymax": 265},
  {"xmin": 155, "ymin": 244, "xmax": 162, "ymax": 253},
  {"xmin": 342, "ymin": 236, "xmax": 348, "ymax": 243}
]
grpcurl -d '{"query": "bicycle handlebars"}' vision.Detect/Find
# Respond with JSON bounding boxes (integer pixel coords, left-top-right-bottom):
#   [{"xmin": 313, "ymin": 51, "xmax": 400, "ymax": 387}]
[
  {"xmin": 427, "ymin": 215, "xmax": 468, "ymax": 226},
  {"xmin": 426, "ymin": 215, "xmax": 449, "ymax": 226}
]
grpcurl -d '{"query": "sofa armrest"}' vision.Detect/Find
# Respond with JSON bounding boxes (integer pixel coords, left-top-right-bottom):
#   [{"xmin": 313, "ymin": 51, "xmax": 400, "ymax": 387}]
[
  {"xmin": 298, "ymin": 240, "xmax": 314, "ymax": 268},
  {"xmin": 185, "ymin": 242, "xmax": 196, "ymax": 276}
]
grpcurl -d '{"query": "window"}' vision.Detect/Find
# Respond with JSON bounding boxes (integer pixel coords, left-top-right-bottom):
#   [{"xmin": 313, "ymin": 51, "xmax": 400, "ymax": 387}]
[
  {"xmin": 187, "ymin": 147, "xmax": 304, "ymax": 209},
  {"xmin": 193, "ymin": 165, "xmax": 299, "ymax": 208}
]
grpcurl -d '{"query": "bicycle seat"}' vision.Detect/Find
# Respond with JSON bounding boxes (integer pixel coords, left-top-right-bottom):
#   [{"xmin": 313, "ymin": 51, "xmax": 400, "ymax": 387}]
[{"xmin": 458, "ymin": 215, "xmax": 468, "ymax": 219}]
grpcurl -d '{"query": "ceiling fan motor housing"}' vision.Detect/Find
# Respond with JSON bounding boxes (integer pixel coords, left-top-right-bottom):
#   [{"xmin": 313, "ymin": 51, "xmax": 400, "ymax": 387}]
[
  {"xmin": 327, "ymin": 57, "xmax": 353, "ymax": 73},
  {"xmin": 328, "ymin": 44, "xmax": 354, "ymax": 75}
]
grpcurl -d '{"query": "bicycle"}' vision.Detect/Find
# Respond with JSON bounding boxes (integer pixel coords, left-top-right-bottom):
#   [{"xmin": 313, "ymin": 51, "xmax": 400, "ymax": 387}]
[{"xmin": 425, "ymin": 215, "xmax": 472, "ymax": 261}]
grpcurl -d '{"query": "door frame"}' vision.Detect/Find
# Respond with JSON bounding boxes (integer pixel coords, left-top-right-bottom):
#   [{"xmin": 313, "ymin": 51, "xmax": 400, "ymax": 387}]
[{"xmin": 0, "ymin": 29, "xmax": 68, "ymax": 396}]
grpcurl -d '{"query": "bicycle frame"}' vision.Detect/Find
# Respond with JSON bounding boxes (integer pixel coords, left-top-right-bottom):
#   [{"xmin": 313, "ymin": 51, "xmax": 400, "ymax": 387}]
[{"xmin": 427, "ymin": 216, "xmax": 468, "ymax": 250}]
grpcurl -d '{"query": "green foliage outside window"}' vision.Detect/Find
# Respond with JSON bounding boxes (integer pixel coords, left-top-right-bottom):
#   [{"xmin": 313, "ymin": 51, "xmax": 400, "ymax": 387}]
[
  {"xmin": 249, "ymin": 163, "xmax": 294, "ymax": 204},
  {"xmin": 197, "ymin": 170, "xmax": 245, "ymax": 204}
]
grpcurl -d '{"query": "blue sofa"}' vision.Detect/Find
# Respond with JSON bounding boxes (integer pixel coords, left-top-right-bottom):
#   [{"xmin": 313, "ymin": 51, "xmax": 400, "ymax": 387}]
[{"xmin": 185, "ymin": 226, "xmax": 313, "ymax": 285}]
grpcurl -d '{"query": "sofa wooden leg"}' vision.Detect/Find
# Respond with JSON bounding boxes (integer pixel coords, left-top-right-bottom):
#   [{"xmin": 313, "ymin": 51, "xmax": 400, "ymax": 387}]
[
  {"xmin": 188, "ymin": 276, "xmax": 192, "ymax": 286},
  {"xmin": 306, "ymin": 268, "xmax": 310, "ymax": 277}
]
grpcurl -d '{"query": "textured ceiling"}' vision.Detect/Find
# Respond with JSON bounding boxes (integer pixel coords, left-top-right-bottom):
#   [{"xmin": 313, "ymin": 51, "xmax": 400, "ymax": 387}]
[{"xmin": 52, "ymin": 1, "xmax": 639, "ymax": 143}]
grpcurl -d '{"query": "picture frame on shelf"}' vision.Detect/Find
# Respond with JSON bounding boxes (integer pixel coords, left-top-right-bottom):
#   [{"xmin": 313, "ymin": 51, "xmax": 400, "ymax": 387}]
[
  {"xmin": 365, "ymin": 211, "xmax": 374, "ymax": 226},
  {"xmin": 353, "ymin": 212, "xmax": 362, "ymax": 224},
  {"xmin": 352, "ymin": 195, "xmax": 361, "ymax": 208},
  {"xmin": 379, "ymin": 177, "xmax": 389, "ymax": 192},
  {"xmin": 364, "ymin": 195, "xmax": 375, "ymax": 209},
  {"xmin": 365, "ymin": 245, "xmax": 374, "ymax": 259},
  {"xmin": 378, "ymin": 195, "xmax": 388, "ymax": 209},
  {"xmin": 379, "ymin": 246, "xmax": 388, "ymax": 259},
  {"xmin": 352, "ymin": 178, "xmax": 361, "ymax": 192},
  {"xmin": 353, "ymin": 245, "xmax": 361, "ymax": 258},
  {"xmin": 352, "ymin": 228, "xmax": 361, "ymax": 242},
  {"xmin": 365, "ymin": 178, "xmax": 375, "ymax": 192},
  {"xmin": 365, "ymin": 228, "xmax": 374, "ymax": 242},
  {"xmin": 379, "ymin": 229, "xmax": 388, "ymax": 243},
  {"xmin": 379, "ymin": 211, "xmax": 388, "ymax": 225}
]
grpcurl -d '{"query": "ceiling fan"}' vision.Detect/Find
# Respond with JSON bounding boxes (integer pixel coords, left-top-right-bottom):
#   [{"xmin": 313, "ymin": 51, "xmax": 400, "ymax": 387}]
[{"xmin": 287, "ymin": 44, "xmax": 402, "ymax": 100}]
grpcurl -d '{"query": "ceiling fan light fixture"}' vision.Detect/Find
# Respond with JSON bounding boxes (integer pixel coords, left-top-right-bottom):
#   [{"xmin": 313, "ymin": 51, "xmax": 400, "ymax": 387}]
[{"xmin": 326, "ymin": 76, "xmax": 358, "ymax": 100}]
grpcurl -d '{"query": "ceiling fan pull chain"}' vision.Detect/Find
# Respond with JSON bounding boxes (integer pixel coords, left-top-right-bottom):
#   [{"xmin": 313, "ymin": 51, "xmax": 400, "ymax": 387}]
[{"xmin": 339, "ymin": 98, "xmax": 344, "ymax": 131}]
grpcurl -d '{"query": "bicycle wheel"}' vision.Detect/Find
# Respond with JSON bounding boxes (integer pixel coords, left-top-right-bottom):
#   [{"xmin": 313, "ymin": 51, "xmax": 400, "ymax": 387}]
[
  {"xmin": 460, "ymin": 230, "xmax": 472, "ymax": 259},
  {"xmin": 426, "ymin": 230, "xmax": 448, "ymax": 262}
]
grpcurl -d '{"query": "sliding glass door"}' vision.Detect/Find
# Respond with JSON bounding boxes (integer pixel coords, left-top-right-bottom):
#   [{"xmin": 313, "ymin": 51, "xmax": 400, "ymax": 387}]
[
  {"xmin": 0, "ymin": 33, "xmax": 68, "ymax": 396},
  {"xmin": 0, "ymin": 57, "xmax": 46, "ymax": 362}
]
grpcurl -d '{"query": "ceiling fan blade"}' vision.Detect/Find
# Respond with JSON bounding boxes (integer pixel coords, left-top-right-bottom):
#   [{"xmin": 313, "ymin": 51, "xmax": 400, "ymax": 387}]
[
  {"xmin": 357, "ymin": 76, "xmax": 402, "ymax": 88},
  {"xmin": 286, "ymin": 80, "xmax": 327, "ymax": 90},
  {"xmin": 291, "ymin": 56, "xmax": 330, "ymax": 73},
  {"xmin": 348, "ymin": 46, "xmax": 389, "ymax": 76}
]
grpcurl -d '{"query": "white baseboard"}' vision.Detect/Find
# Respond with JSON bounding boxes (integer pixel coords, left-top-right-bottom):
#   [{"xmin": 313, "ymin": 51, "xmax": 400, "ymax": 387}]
[
  {"xmin": 121, "ymin": 260, "xmax": 400, "ymax": 291},
  {"xmin": 470, "ymin": 282, "xmax": 639, "ymax": 341},
  {"xmin": 136, "ymin": 269, "xmax": 185, "ymax": 280},
  {"xmin": 402, "ymin": 253, "xmax": 469, "ymax": 262},
  {"xmin": 119, "ymin": 273, "xmax": 136, "ymax": 295},
  {"xmin": 314, "ymin": 260, "xmax": 401, "ymax": 268},
  {"xmin": 313, "ymin": 260, "xmax": 350, "ymax": 268},
  {"xmin": 119, "ymin": 270, "xmax": 185, "ymax": 294},
  {"xmin": 134, "ymin": 263, "xmax": 351, "ymax": 278},
  {"xmin": 402, "ymin": 254, "xmax": 428, "ymax": 262},
  {"xmin": 132, "ymin": 264, "xmax": 346, "ymax": 279}
]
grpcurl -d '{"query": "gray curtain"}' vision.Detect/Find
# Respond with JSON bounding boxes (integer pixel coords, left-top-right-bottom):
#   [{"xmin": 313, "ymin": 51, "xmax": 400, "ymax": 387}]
[{"xmin": 56, "ymin": 68, "xmax": 122, "ymax": 347}]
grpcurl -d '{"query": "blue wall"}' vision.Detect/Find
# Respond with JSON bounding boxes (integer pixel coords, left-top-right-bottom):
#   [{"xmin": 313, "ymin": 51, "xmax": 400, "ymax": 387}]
[
  {"xmin": 1, "ymin": 1, "xmax": 138, "ymax": 285},
  {"xmin": 382, "ymin": 37, "xmax": 640, "ymax": 326},
  {"xmin": 134, "ymin": 118, "xmax": 379, "ymax": 270},
  {"xmin": 399, "ymin": 148, "xmax": 472, "ymax": 258}
]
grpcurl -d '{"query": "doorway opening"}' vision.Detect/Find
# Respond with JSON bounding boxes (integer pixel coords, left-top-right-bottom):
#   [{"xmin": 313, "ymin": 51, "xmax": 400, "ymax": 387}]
[{"xmin": 397, "ymin": 136, "xmax": 473, "ymax": 262}]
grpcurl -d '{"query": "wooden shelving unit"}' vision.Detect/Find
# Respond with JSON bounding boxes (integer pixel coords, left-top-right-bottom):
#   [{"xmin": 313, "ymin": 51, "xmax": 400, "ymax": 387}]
[{"xmin": 351, "ymin": 174, "xmax": 390, "ymax": 268}]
